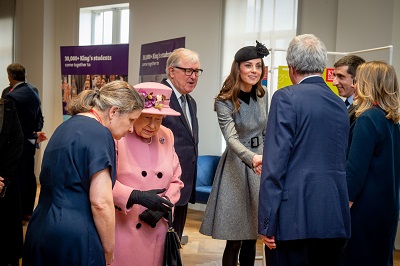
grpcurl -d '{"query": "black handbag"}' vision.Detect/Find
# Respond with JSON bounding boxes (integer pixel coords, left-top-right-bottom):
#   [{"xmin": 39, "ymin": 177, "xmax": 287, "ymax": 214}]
[{"xmin": 163, "ymin": 211, "xmax": 183, "ymax": 266}]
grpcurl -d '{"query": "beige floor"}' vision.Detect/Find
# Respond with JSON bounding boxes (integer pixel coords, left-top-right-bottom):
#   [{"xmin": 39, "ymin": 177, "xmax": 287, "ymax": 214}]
[
  {"xmin": 181, "ymin": 208, "xmax": 400, "ymax": 266},
  {"xmin": 22, "ymin": 186, "xmax": 400, "ymax": 266},
  {"xmin": 181, "ymin": 208, "xmax": 265, "ymax": 266}
]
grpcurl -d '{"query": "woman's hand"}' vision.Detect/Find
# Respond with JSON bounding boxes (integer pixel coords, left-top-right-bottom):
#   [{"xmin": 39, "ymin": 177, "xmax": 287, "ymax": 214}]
[
  {"xmin": 0, "ymin": 176, "xmax": 4, "ymax": 192},
  {"xmin": 105, "ymin": 251, "xmax": 114, "ymax": 265},
  {"xmin": 37, "ymin": 131, "xmax": 48, "ymax": 143},
  {"xmin": 252, "ymin": 154, "xmax": 263, "ymax": 174}
]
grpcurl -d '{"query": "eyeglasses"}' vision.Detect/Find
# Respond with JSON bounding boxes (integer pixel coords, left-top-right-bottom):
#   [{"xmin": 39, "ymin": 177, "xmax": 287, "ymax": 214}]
[{"xmin": 174, "ymin": 66, "xmax": 203, "ymax": 77}]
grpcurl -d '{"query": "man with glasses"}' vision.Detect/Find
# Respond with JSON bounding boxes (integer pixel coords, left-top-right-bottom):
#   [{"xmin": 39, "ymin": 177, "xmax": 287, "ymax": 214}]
[
  {"xmin": 333, "ymin": 55, "xmax": 365, "ymax": 125},
  {"xmin": 161, "ymin": 48, "xmax": 202, "ymax": 242}
]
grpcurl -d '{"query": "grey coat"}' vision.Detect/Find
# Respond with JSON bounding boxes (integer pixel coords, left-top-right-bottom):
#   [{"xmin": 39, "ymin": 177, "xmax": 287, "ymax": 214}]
[{"xmin": 200, "ymin": 92, "xmax": 268, "ymax": 240}]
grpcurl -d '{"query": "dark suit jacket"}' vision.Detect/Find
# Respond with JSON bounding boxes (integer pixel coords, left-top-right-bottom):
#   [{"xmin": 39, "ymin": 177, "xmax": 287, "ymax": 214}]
[
  {"xmin": 348, "ymin": 103, "xmax": 357, "ymax": 126},
  {"xmin": 161, "ymin": 79, "xmax": 199, "ymax": 205},
  {"xmin": 258, "ymin": 76, "xmax": 351, "ymax": 240},
  {"xmin": 0, "ymin": 99, "xmax": 24, "ymax": 263},
  {"xmin": 2, "ymin": 83, "xmax": 44, "ymax": 141}
]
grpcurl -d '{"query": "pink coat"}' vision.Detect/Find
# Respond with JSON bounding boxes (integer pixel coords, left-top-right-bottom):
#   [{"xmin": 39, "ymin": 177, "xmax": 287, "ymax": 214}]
[{"xmin": 111, "ymin": 125, "xmax": 183, "ymax": 266}]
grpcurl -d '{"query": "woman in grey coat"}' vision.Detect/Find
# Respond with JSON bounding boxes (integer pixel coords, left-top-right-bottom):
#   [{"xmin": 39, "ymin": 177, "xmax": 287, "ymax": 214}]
[{"xmin": 200, "ymin": 41, "xmax": 269, "ymax": 266}]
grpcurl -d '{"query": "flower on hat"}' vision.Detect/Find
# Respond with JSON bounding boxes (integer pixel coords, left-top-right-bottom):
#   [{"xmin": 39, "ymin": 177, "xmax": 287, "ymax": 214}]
[
  {"xmin": 256, "ymin": 40, "xmax": 270, "ymax": 57},
  {"xmin": 138, "ymin": 89, "xmax": 167, "ymax": 110}
]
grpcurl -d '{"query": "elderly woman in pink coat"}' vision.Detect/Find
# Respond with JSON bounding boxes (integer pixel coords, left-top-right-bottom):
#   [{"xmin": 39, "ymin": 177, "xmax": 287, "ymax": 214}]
[{"xmin": 112, "ymin": 82, "xmax": 184, "ymax": 266}]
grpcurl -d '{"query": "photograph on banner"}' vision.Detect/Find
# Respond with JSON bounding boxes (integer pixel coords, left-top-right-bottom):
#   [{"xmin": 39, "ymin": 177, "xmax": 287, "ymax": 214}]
[
  {"xmin": 262, "ymin": 66, "xmax": 269, "ymax": 88},
  {"xmin": 60, "ymin": 44, "xmax": 129, "ymax": 120},
  {"xmin": 139, "ymin": 37, "xmax": 185, "ymax": 83},
  {"xmin": 277, "ymin": 66, "xmax": 338, "ymax": 95}
]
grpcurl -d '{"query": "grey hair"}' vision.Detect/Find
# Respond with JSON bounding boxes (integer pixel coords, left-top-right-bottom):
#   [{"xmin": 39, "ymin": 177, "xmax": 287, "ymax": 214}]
[
  {"xmin": 66, "ymin": 80, "xmax": 144, "ymax": 115},
  {"xmin": 165, "ymin": 48, "xmax": 200, "ymax": 76},
  {"xmin": 286, "ymin": 34, "xmax": 327, "ymax": 74}
]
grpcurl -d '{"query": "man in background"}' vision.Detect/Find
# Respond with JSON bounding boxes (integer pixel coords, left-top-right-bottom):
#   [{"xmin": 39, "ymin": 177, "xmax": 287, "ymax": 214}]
[
  {"xmin": 2, "ymin": 63, "xmax": 47, "ymax": 222},
  {"xmin": 258, "ymin": 34, "xmax": 350, "ymax": 265},
  {"xmin": 333, "ymin": 55, "xmax": 366, "ymax": 125},
  {"xmin": 0, "ymin": 98, "xmax": 24, "ymax": 266},
  {"xmin": 161, "ymin": 48, "xmax": 202, "ymax": 242}
]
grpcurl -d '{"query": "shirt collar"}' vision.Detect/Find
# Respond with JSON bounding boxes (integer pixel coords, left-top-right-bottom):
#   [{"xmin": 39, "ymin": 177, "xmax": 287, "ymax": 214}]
[
  {"xmin": 238, "ymin": 87, "xmax": 257, "ymax": 105},
  {"xmin": 347, "ymin": 94, "xmax": 354, "ymax": 105},
  {"xmin": 166, "ymin": 79, "xmax": 183, "ymax": 99},
  {"xmin": 12, "ymin": 81, "xmax": 24, "ymax": 90},
  {"xmin": 299, "ymin": 75, "xmax": 321, "ymax": 84}
]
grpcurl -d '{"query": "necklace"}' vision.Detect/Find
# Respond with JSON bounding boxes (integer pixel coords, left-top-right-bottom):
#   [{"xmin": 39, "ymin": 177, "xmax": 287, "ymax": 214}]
[
  {"xmin": 90, "ymin": 109, "xmax": 103, "ymax": 124},
  {"xmin": 143, "ymin": 137, "xmax": 152, "ymax": 145}
]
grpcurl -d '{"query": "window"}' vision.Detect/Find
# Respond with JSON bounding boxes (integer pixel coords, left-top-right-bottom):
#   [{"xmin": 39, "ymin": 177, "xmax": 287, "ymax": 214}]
[
  {"xmin": 222, "ymin": 0, "xmax": 298, "ymax": 96},
  {"xmin": 79, "ymin": 3, "xmax": 129, "ymax": 45},
  {"xmin": 221, "ymin": 0, "xmax": 298, "ymax": 152}
]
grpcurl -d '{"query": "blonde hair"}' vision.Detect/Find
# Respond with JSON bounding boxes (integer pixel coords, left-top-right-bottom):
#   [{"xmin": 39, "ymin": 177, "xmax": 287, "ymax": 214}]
[
  {"xmin": 355, "ymin": 61, "xmax": 400, "ymax": 123},
  {"xmin": 66, "ymin": 80, "xmax": 144, "ymax": 115}
]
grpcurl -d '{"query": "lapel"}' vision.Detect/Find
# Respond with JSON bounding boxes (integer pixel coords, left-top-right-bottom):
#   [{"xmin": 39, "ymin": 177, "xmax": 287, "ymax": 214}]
[
  {"xmin": 170, "ymin": 92, "xmax": 190, "ymax": 130},
  {"xmin": 186, "ymin": 94, "xmax": 198, "ymax": 140},
  {"xmin": 348, "ymin": 103, "xmax": 356, "ymax": 114}
]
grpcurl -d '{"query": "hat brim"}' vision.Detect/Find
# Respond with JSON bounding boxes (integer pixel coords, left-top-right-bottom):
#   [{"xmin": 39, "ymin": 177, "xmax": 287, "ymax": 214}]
[{"xmin": 141, "ymin": 106, "xmax": 181, "ymax": 117}]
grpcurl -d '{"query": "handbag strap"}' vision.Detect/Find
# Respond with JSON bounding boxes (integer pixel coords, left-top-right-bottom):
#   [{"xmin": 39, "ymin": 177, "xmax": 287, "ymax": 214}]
[{"xmin": 167, "ymin": 210, "xmax": 174, "ymax": 230}]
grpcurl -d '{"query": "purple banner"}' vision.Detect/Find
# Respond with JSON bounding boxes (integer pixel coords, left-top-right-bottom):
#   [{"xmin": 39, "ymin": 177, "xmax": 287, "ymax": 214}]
[
  {"xmin": 60, "ymin": 44, "xmax": 129, "ymax": 75},
  {"xmin": 139, "ymin": 37, "xmax": 185, "ymax": 76}
]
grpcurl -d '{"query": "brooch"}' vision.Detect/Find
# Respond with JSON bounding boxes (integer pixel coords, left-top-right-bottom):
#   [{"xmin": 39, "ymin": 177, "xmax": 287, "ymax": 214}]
[{"xmin": 159, "ymin": 137, "xmax": 165, "ymax": 144}]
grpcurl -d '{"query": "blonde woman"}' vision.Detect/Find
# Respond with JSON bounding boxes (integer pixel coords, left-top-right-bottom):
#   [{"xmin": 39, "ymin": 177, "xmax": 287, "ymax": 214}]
[
  {"xmin": 345, "ymin": 61, "xmax": 400, "ymax": 265},
  {"xmin": 23, "ymin": 81, "xmax": 144, "ymax": 266}
]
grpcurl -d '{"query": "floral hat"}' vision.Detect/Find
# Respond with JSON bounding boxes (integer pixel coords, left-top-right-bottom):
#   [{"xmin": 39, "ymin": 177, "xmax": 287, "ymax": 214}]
[{"xmin": 134, "ymin": 82, "xmax": 181, "ymax": 116}]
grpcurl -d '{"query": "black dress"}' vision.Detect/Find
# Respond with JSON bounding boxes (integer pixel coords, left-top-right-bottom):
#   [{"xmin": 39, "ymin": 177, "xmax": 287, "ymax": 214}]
[
  {"xmin": 23, "ymin": 115, "xmax": 116, "ymax": 266},
  {"xmin": 0, "ymin": 99, "xmax": 24, "ymax": 266}
]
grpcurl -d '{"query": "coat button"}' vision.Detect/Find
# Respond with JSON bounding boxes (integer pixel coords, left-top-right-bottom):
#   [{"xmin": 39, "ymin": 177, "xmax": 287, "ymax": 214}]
[
  {"xmin": 136, "ymin": 223, "xmax": 142, "ymax": 229},
  {"xmin": 142, "ymin": 171, "xmax": 147, "ymax": 177},
  {"xmin": 157, "ymin": 172, "xmax": 163, "ymax": 179}
]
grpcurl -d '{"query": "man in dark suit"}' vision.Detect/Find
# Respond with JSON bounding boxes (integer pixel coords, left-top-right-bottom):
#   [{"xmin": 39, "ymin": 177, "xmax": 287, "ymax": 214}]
[
  {"xmin": 2, "ymin": 63, "xmax": 47, "ymax": 222},
  {"xmin": 333, "ymin": 55, "xmax": 365, "ymax": 125},
  {"xmin": 0, "ymin": 98, "xmax": 24, "ymax": 266},
  {"xmin": 161, "ymin": 48, "xmax": 202, "ymax": 241},
  {"xmin": 258, "ymin": 34, "xmax": 351, "ymax": 265}
]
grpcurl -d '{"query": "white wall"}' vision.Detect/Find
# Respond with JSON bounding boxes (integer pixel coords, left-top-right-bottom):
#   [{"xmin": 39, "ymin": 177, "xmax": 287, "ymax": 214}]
[
  {"xmin": 298, "ymin": 0, "xmax": 399, "ymax": 68},
  {"xmin": 11, "ymin": 0, "xmax": 400, "ymax": 167},
  {"xmin": 127, "ymin": 0, "xmax": 223, "ymax": 156},
  {"xmin": 9, "ymin": 0, "xmax": 400, "ymax": 249},
  {"xmin": 297, "ymin": 0, "xmax": 339, "ymax": 64},
  {"xmin": 0, "ymin": 0, "xmax": 15, "ymax": 88},
  {"xmin": 335, "ymin": 0, "xmax": 395, "ymax": 63},
  {"xmin": 14, "ymin": 0, "xmax": 224, "ymax": 160}
]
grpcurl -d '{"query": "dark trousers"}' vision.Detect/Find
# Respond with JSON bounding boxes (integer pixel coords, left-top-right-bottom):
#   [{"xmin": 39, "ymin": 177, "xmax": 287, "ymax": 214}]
[
  {"xmin": 18, "ymin": 141, "xmax": 37, "ymax": 218},
  {"xmin": 265, "ymin": 238, "xmax": 347, "ymax": 266},
  {"xmin": 222, "ymin": 239, "xmax": 257, "ymax": 266},
  {"xmin": 0, "ymin": 262, "xmax": 19, "ymax": 266},
  {"xmin": 173, "ymin": 204, "xmax": 188, "ymax": 240}
]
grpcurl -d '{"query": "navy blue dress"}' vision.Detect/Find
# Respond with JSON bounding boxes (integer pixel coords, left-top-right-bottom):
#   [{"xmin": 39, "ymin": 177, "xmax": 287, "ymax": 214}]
[
  {"xmin": 346, "ymin": 107, "xmax": 400, "ymax": 265},
  {"xmin": 23, "ymin": 115, "xmax": 116, "ymax": 266}
]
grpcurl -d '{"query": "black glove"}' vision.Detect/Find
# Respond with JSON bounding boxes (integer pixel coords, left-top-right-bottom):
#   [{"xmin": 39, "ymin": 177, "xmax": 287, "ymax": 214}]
[
  {"xmin": 139, "ymin": 209, "xmax": 168, "ymax": 228},
  {"xmin": 126, "ymin": 188, "xmax": 173, "ymax": 212}
]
